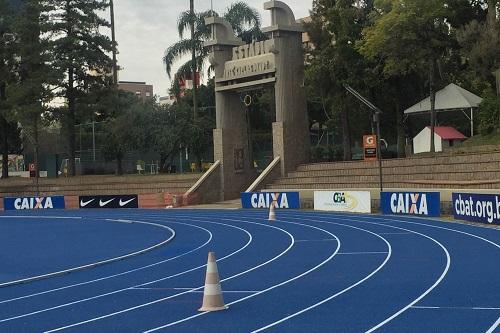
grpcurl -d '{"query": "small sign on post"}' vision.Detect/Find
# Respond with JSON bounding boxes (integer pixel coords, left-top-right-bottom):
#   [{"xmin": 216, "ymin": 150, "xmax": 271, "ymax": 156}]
[
  {"xmin": 363, "ymin": 135, "xmax": 377, "ymax": 161},
  {"xmin": 29, "ymin": 163, "xmax": 36, "ymax": 178}
]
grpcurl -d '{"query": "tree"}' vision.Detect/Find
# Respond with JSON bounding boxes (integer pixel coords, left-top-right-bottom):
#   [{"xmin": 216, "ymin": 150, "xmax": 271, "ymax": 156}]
[
  {"xmin": 47, "ymin": 0, "xmax": 114, "ymax": 176},
  {"xmin": 306, "ymin": 0, "xmax": 375, "ymax": 160},
  {"xmin": 148, "ymin": 104, "xmax": 191, "ymax": 173},
  {"xmin": 0, "ymin": 0, "xmax": 17, "ymax": 178},
  {"xmin": 163, "ymin": 2, "xmax": 262, "ymax": 80},
  {"xmin": 359, "ymin": 0, "xmax": 453, "ymax": 152},
  {"xmin": 455, "ymin": 0, "xmax": 499, "ymax": 93},
  {"xmin": 8, "ymin": 0, "xmax": 60, "ymax": 178},
  {"xmin": 102, "ymin": 105, "xmax": 146, "ymax": 175}
]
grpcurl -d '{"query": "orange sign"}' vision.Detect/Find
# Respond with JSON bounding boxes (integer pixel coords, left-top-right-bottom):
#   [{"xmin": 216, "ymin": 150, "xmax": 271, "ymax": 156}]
[
  {"xmin": 29, "ymin": 163, "xmax": 36, "ymax": 172},
  {"xmin": 363, "ymin": 135, "xmax": 378, "ymax": 161}
]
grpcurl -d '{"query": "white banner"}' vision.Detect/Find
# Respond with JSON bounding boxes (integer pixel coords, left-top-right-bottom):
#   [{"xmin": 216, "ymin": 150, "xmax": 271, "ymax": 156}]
[{"xmin": 314, "ymin": 191, "xmax": 371, "ymax": 213}]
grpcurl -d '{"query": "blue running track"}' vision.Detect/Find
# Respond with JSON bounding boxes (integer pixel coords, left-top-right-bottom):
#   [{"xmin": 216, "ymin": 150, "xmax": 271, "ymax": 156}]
[{"xmin": 0, "ymin": 209, "xmax": 498, "ymax": 332}]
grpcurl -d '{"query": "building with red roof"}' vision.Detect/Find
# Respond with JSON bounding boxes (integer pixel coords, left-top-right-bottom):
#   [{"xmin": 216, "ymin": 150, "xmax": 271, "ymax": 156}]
[{"xmin": 413, "ymin": 126, "xmax": 467, "ymax": 154}]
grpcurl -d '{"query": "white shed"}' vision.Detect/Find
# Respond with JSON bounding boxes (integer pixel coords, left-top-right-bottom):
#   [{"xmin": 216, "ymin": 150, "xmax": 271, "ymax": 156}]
[{"xmin": 413, "ymin": 126, "xmax": 467, "ymax": 154}]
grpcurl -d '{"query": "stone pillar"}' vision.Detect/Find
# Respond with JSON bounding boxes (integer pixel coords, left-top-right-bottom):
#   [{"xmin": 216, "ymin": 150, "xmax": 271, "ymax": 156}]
[
  {"xmin": 264, "ymin": 1, "xmax": 310, "ymax": 176},
  {"xmin": 205, "ymin": 18, "xmax": 253, "ymax": 200}
]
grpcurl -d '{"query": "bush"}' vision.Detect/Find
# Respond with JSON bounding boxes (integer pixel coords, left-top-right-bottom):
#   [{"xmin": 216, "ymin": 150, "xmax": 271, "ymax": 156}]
[{"xmin": 478, "ymin": 94, "xmax": 500, "ymax": 135}]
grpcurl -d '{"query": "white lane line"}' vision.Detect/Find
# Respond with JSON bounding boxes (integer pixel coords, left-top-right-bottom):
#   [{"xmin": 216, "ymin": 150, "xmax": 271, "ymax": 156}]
[
  {"xmin": 486, "ymin": 317, "xmax": 500, "ymax": 333},
  {"xmin": 341, "ymin": 215, "xmax": 500, "ymax": 249},
  {"xmin": 130, "ymin": 288, "xmax": 260, "ymax": 293},
  {"xmin": 251, "ymin": 218, "xmax": 392, "ymax": 333},
  {"xmin": 0, "ymin": 219, "xmax": 246, "ymax": 323},
  {"xmin": 44, "ymin": 218, "xmax": 292, "ymax": 333},
  {"xmin": 295, "ymin": 239, "xmax": 337, "ymax": 242},
  {"xmin": 0, "ymin": 221, "xmax": 212, "ymax": 305},
  {"xmin": 378, "ymin": 232, "xmax": 412, "ymax": 235},
  {"xmin": 0, "ymin": 219, "xmax": 175, "ymax": 288},
  {"xmin": 338, "ymin": 252, "xmax": 388, "ymax": 255},
  {"xmin": 142, "ymin": 219, "xmax": 340, "ymax": 332},
  {"xmin": 412, "ymin": 306, "xmax": 500, "ymax": 310},
  {"xmin": 266, "ymin": 213, "xmax": 451, "ymax": 333},
  {"xmin": 0, "ymin": 216, "xmax": 82, "ymax": 219}
]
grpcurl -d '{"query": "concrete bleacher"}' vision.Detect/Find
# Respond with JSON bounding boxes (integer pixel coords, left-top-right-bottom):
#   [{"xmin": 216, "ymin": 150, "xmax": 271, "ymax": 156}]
[
  {"xmin": 0, "ymin": 173, "xmax": 202, "ymax": 198},
  {"xmin": 266, "ymin": 149, "xmax": 500, "ymax": 191}
]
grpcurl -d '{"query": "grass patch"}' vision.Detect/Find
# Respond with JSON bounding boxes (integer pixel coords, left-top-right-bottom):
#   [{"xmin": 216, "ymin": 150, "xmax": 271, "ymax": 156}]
[{"xmin": 459, "ymin": 131, "xmax": 500, "ymax": 147}]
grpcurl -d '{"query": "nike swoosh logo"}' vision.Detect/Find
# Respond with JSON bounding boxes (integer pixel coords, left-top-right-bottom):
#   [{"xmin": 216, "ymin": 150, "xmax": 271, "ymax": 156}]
[
  {"xmin": 80, "ymin": 199, "xmax": 95, "ymax": 207},
  {"xmin": 119, "ymin": 198, "xmax": 136, "ymax": 207},
  {"xmin": 99, "ymin": 199, "xmax": 115, "ymax": 207}
]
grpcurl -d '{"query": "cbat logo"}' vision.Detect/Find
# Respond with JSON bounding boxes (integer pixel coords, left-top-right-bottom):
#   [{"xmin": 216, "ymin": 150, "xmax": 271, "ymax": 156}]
[
  {"xmin": 390, "ymin": 193, "xmax": 428, "ymax": 215},
  {"xmin": 251, "ymin": 192, "xmax": 289, "ymax": 209},
  {"xmin": 14, "ymin": 197, "xmax": 53, "ymax": 210}
]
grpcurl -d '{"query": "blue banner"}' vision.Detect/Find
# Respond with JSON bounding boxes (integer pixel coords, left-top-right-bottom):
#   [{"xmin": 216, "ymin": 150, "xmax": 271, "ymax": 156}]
[
  {"xmin": 452, "ymin": 193, "xmax": 500, "ymax": 225},
  {"xmin": 241, "ymin": 192, "xmax": 300, "ymax": 209},
  {"xmin": 381, "ymin": 191, "xmax": 440, "ymax": 217},
  {"xmin": 3, "ymin": 196, "xmax": 66, "ymax": 210}
]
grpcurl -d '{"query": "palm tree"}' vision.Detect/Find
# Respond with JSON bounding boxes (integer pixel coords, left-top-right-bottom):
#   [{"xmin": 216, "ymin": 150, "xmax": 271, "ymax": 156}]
[{"xmin": 163, "ymin": 2, "xmax": 263, "ymax": 80}]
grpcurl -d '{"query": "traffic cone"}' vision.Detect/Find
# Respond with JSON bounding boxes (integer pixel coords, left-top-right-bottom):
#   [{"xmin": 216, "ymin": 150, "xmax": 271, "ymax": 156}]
[
  {"xmin": 268, "ymin": 201, "xmax": 276, "ymax": 221},
  {"xmin": 198, "ymin": 252, "xmax": 228, "ymax": 312}
]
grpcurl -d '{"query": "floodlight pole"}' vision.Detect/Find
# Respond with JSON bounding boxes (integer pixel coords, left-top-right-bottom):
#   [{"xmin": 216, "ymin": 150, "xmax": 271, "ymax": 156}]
[
  {"xmin": 343, "ymin": 84, "xmax": 383, "ymax": 192},
  {"xmin": 110, "ymin": 0, "xmax": 118, "ymax": 85}
]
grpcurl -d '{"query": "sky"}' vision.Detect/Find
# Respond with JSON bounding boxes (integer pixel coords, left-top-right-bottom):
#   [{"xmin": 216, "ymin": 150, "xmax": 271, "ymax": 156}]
[{"xmin": 112, "ymin": 0, "xmax": 313, "ymax": 97}]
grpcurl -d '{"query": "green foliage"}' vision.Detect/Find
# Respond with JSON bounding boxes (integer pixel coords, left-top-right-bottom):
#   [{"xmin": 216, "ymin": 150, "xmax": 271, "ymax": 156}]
[
  {"xmin": 359, "ymin": 0, "xmax": 451, "ymax": 76},
  {"xmin": 44, "ymin": 0, "xmax": 114, "ymax": 175},
  {"xmin": 163, "ymin": 1, "xmax": 263, "ymax": 81},
  {"xmin": 478, "ymin": 93, "xmax": 500, "ymax": 135}
]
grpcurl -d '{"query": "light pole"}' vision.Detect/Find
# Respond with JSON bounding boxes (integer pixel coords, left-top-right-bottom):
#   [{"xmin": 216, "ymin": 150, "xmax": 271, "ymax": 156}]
[
  {"xmin": 110, "ymin": 0, "xmax": 118, "ymax": 85},
  {"xmin": 344, "ymin": 84, "xmax": 384, "ymax": 192}
]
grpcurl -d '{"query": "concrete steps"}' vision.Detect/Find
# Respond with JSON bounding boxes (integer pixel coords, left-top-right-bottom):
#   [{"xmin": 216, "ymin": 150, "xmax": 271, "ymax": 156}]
[
  {"xmin": 0, "ymin": 174, "xmax": 202, "ymax": 197},
  {"xmin": 267, "ymin": 148, "xmax": 500, "ymax": 191}
]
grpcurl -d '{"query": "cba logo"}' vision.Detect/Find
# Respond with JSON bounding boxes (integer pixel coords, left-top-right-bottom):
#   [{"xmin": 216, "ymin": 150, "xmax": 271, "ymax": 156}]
[
  {"xmin": 333, "ymin": 192, "xmax": 346, "ymax": 203},
  {"xmin": 331, "ymin": 192, "xmax": 358, "ymax": 211}
]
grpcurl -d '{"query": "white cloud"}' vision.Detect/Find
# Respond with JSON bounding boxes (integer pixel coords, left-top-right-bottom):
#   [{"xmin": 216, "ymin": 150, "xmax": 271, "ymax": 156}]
[{"xmin": 112, "ymin": 0, "xmax": 312, "ymax": 97}]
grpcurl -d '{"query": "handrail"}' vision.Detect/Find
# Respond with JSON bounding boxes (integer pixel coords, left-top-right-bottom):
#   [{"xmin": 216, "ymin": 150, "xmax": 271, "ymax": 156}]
[
  {"xmin": 185, "ymin": 160, "xmax": 221, "ymax": 194},
  {"xmin": 245, "ymin": 156, "xmax": 281, "ymax": 192}
]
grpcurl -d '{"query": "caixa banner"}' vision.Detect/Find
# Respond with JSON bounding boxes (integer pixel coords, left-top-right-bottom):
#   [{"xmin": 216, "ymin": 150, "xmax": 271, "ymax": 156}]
[
  {"xmin": 453, "ymin": 193, "xmax": 500, "ymax": 225},
  {"xmin": 4, "ymin": 196, "xmax": 65, "ymax": 210},
  {"xmin": 381, "ymin": 191, "xmax": 440, "ymax": 217},
  {"xmin": 241, "ymin": 192, "xmax": 300, "ymax": 209},
  {"xmin": 79, "ymin": 195, "xmax": 138, "ymax": 209}
]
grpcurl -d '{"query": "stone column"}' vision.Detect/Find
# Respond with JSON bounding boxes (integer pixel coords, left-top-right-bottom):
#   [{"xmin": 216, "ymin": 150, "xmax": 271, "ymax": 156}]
[
  {"xmin": 264, "ymin": 1, "xmax": 310, "ymax": 176},
  {"xmin": 205, "ymin": 18, "xmax": 253, "ymax": 200}
]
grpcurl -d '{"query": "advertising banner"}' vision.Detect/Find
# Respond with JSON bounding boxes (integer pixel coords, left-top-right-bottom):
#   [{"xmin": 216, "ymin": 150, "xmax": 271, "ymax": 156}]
[
  {"xmin": 79, "ymin": 195, "xmax": 138, "ymax": 209},
  {"xmin": 241, "ymin": 192, "xmax": 300, "ymax": 209},
  {"xmin": 381, "ymin": 191, "xmax": 440, "ymax": 217},
  {"xmin": 314, "ymin": 191, "xmax": 371, "ymax": 213},
  {"xmin": 452, "ymin": 193, "xmax": 500, "ymax": 225},
  {"xmin": 4, "ymin": 196, "xmax": 65, "ymax": 210},
  {"xmin": 363, "ymin": 135, "xmax": 377, "ymax": 161}
]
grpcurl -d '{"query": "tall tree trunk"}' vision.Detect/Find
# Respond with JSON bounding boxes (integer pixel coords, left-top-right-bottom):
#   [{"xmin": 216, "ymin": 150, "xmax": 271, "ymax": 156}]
[
  {"xmin": 190, "ymin": 0, "xmax": 198, "ymax": 121},
  {"xmin": 340, "ymin": 105, "xmax": 352, "ymax": 161},
  {"xmin": 0, "ymin": 82, "xmax": 8, "ymax": 179},
  {"xmin": 429, "ymin": 59, "xmax": 436, "ymax": 153},
  {"xmin": 67, "ymin": 66, "xmax": 76, "ymax": 176},
  {"xmin": 116, "ymin": 155, "xmax": 123, "ymax": 175},
  {"xmin": 34, "ymin": 116, "xmax": 40, "ymax": 195}
]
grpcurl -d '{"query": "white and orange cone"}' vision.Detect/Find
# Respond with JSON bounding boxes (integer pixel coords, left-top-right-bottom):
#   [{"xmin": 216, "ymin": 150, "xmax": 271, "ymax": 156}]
[
  {"xmin": 198, "ymin": 252, "xmax": 228, "ymax": 312},
  {"xmin": 268, "ymin": 201, "xmax": 277, "ymax": 221}
]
